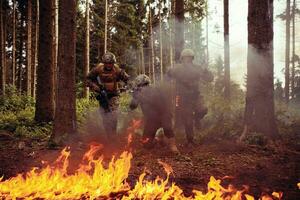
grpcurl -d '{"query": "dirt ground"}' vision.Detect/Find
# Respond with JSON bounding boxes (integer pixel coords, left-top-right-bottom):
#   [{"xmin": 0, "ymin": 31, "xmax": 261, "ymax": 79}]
[{"xmin": 0, "ymin": 132, "xmax": 299, "ymax": 200}]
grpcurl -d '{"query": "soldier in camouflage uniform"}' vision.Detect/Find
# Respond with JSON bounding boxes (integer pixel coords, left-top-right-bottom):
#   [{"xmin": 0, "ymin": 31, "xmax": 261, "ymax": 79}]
[
  {"xmin": 86, "ymin": 52, "xmax": 129, "ymax": 138},
  {"xmin": 167, "ymin": 49, "xmax": 213, "ymax": 145},
  {"xmin": 130, "ymin": 74, "xmax": 179, "ymax": 153}
]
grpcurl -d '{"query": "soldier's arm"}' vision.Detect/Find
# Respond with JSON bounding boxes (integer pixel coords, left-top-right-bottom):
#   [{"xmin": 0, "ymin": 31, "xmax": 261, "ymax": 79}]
[
  {"xmin": 86, "ymin": 66, "xmax": 101, "ymax": 92},
  {"xmin": 120, "ymin": 69, "xmax": 130, "ymax": 83},
  {"xmin": 201, "ymin": 68, "xmax": 214, "ymax": 82},
  {"xmin": 115, "ymin": 65, "xmax": 130, "ymax": 83}
]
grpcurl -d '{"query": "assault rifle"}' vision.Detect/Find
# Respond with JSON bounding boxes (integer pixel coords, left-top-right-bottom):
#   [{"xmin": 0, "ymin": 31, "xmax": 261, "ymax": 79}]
[{"xmin": 96, "ymin": 76, "xmax": 111, "ymax": 112}]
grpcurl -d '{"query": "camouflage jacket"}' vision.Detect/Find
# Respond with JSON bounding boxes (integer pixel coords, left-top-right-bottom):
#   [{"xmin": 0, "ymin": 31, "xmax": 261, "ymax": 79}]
[
  {"xmin": 130, "ymin": 86, "xmax": 173, "ymax": 121},
  {"xmin": 86, "ymin": 63, "xmax": 129, "ymax": 95},
  {"xmin": 167, "ymin": 63, "xmax": 213, "ymax": 97}
]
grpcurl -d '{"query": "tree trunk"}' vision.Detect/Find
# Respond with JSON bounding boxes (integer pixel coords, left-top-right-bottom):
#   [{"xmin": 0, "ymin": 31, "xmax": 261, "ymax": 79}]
[
  {"xmin": 159, "ymin": 2, "xmax": 163, "ymax": 81},
  {"xmin": 141, "ymin": 46, "xmax": 145, "ymax": 74},
  {"xmin": 12, "ymin": 0, "xmax": 16, "ymax": 88},
  {"xmin": 31, "ymin": 0, "xmax": 39, "ymax": 98},
  {"xmin": 285, "ymin": 0, "xmax": 291, "ymax": 103},
  {"xmin": 242, "ymin": 0, "xmax": 278, "ymax": 140},
  {"xmin": 174, "ymin": 0, "xmax": 184, "ymax": 62},
  {"xmin": 224, "ymin": 0, "xmax": 230, "ymax": 99},
  {"xmin": 53, "ymin": 0, "xmax": 58, "ymax": 95},
  {"xmin": 52, "ymin": 0, "xmax": 77, "ymax": 141},
  {"xmin": 26, "ymin": 0, "xmax": 32, "ymax": 96},
  {"xmin": 35, "ymin": 0, "xmax": 55, "ymax": 123},
  {"xmin": 169, "ymin": 0, "xmax": 175, "ymax": 69},
  {"xmin": 149, "ymin": 8, "xmax": 155, "ymax": 84},
  {"xmin": 0, "ymin": 0, "xmax": 6, "ymax": 96},
  {"xmin": 206, "ymin": 1, "xmax": 209, "ymax": 66},
  {"xmin": 83, "ymin": 0, "xmax": 90, "ymax": 98},
  {"xmin": 104, "ymin": 0, "xmax": 108, "ymax": 53},
  {"xmin": 17, "ymin": 12, "xmax": 25, "ymax": 94},
  {"xmin": 291, "ymin": 0, "xmax": 295, "ymax": 99},
  {"xmin": 137, "ymin": 50, "xmax": 141, "ymax": 74}
]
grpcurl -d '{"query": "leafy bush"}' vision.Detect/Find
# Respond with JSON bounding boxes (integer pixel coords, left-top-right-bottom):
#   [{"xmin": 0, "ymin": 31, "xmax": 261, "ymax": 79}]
[
  {"xmin": 198, "ymin": 81, "xmax": 245, "ymax": 141},
  {"xmin": 0, "ymin": 85, "xmax": 34, "ymax": 112},
  {"xmin": 76, "ymin": 97, "xmax": 98, "ymax": 124},
  {"xmin": 15, "ymin": 123, "xmax": 52, "ymax": 140},
  {"xmin": 0, "ymin": 85, "xmax": 51, "ymax": 139},
  {"xmin": 118, "ymin": 92, "xmax": 132, "ymax": 113}
]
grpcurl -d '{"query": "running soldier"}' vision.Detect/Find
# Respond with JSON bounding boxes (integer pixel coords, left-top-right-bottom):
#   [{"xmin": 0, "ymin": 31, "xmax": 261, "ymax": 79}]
[{"xmin": 86, "ymin": 52, "xmax": 129, "ymax": 138}]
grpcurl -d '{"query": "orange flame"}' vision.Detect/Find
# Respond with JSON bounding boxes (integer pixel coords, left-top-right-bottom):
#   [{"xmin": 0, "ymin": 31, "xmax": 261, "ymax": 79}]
[
  {"xmin": 0, "ymin": 145, "xmax": 286, "ymax": 200},
  {"xmin": 126, "ymin": 119, "xmax": 142, "ymax": 147},
  {"xmin": 0, "ymin": 145, "xmax": 132, "ymax": 199}
]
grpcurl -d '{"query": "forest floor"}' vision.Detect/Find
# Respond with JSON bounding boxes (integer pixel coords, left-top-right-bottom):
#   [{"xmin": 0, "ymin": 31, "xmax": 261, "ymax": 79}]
[{"xmin": 0, "ymin": 131, "xmax": 299, "ymax": 200}]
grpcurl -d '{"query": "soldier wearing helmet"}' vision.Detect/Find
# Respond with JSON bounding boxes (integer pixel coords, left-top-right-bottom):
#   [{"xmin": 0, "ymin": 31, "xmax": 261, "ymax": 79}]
[
  {"xmin": 86, "ymin": 52, "xmax": 129, "ymax": 139},
  {"xmin": 129, "ymin": 74, "xmax": 179, "ymax": 153},
  {"xmin": 167, "ymin": 49, "xmax": 213, "ymax": 146}
]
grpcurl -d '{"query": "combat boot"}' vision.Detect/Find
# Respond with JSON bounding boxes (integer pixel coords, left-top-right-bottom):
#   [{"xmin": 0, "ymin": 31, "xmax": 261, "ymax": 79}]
[{"xmin": 167, "ymin": 138, "xmax": 179, "ymax": 153}]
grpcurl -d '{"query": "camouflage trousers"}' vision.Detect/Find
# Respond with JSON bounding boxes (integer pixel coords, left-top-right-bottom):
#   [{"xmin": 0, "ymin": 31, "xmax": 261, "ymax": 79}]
[
  {"xmin": 99, "ymin": 96, "xmax": 119, "ymax": 137},
  {"xmin": 175, "ymin": 95, "xmax": 208, "ymax": 143}
]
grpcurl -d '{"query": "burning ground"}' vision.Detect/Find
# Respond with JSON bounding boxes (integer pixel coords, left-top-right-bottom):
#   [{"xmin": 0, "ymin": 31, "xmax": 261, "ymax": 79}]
[{"xmin": 0, "ymin": 130, "xmax": 299, "ymax": 200}]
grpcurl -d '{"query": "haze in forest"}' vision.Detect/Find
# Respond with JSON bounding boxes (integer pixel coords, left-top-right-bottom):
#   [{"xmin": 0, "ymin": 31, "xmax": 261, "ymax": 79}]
[{"xmin": 207, "ymin": 0, "xmax": 300, "ymax": 85}]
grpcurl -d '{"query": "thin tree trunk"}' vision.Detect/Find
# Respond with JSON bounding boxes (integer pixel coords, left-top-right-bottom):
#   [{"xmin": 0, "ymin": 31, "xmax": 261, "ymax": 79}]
[
  {"xmin": 12, "ymin": 0, "xmax": 16, "ymax": 88},
  {"xmin": 169, "ymin": 0, "xmax": 174, "ymax": 69},
  {"xmin": 3, "ymin": 11, "xmax": 7, "ymax": 85},
  {"xmin": 26, "ymin": 0, "xmax": 32, "ymax": 96},
  {"xmin": 285, "ymin": 0, "xmax": 291, "ymax": 103},
  {"xmin": 174, "ymin": 0, "xmax": 184, "ymax": 62},
  {"xmin": 104, "ymin": 0, "xmax": 108, "ymax": 53},
  {"xmin": 83, "ymin": 0, "xmax": 90, "ymax": 98},
  {"xmin": 149, "ymin": 8, "xmax": 155, "ymax": 84},
  {"xmin": 35, "ymin": 0, "xmax": 55, "ymax": 122},
  {"xmin": 137, "ymin": 50, "xmax": 141, "ymax": 74},
  {"xmin": 52, "ymin": 0, "xmax": 77, "ymax": 141},
  {"xmin": 141, "ymin": 46, "xmax": 145, "ymax": 74},
  {"xmin": 53, "ymin": 0, "xmax": 58, "ymax": 102},
  {"xmin": 31, "ymin": 0, "xmax": 39, "ymax": 98},
  {"xmin": 206, "ymin": 1, "xmax": 209, "ymax": 66},
  {"xmin": 159, "ymin": 3, "xmax": 163, "ymax": 81},
  {"xmin": 18, "ymin": 11, "xmax": 25, "ymax": 94},
  {"xmin": 291, "ymin": 0, "xmax": 296, "ymax": 99},
  {"xmin": 224, "ymin": 0, "xmax": 230, "ymax": 99},
  {"xmin": 0, "ymin": 0, "xmax": 6, "ymax": 95},
  {"xmin": 241, "ymin": 0, "xmax": 278, "ymax": 141}
]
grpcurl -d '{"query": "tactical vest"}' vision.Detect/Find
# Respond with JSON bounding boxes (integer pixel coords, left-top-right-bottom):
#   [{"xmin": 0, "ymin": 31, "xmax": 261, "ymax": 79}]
[{"xmin": 98, "ymin": 64, "xmax": 119, "ymax": 93}]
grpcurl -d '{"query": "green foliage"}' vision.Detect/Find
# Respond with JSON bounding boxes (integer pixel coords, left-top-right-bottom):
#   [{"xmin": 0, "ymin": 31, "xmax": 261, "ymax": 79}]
[
  {"xmin": 76, "ymin": 97, "xmax": 98, "ymax": 124},
  {"xmin": 275, "ymin": 102, "xmax": 300, "ymax": 146},
  {"xmin": 0, "ymin": 85, "xmax": 51, "ymax": 139},
  {"xmin": 118, "ymin": 92, "xmax": 132, "ymax": 113},
  {"xmin": 0, "ymin": 85, "xmax": 34, "ymax": 113},
  {"xmin": 15, "ymin": 123, "xmax": 52, "ymax": 140},
  {"xmin": 197, "ymin": 60, "xmax": 245, "ymax": 141}
]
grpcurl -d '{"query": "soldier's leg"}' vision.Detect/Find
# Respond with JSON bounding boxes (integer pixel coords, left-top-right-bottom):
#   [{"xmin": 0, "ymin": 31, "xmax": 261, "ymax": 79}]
[
  {"xmin": 162, "ymin": 116, "xmax": 175, "ymax": 139},
  {"xmin": 102, "ymin": 111, "xmax": 117, "ymax": 137},
  {"xmin": 194, "ymin": 96, "xmax": 208, "ymax": 130},
  {"xmin": 183, "ymin": 112, "xmax": 195, "ymax": 144},
  {"xmin": 162, "ymin": 120, "xmax": 179, "ymax": 153},
  {"xmin": 142, "ymin": 120, "xmax": 158, "ymax": 149},
  {"xmin": 102, "ymin": 96, "xmax": 119, "ymax": 138}
]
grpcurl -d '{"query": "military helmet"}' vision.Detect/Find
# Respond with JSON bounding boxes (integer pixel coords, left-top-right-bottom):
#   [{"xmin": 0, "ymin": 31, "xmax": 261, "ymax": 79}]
[
  {"xmin": 102, "ymin": 52, "xmax": 116, "ymax": 64},
  {"xmin": 180, "ymin": 49, "xmax": 195, "ymax": 59},
  {"xmin": 135, "ymin": 74, "xmax": 151, "ymax": 87}
]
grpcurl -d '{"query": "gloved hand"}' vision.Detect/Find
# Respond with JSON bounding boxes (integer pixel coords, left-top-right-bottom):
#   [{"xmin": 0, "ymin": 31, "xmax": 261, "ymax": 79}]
[{"xmin": 92, "ymin": 84, "xmax": 101, "ymax": 93}]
